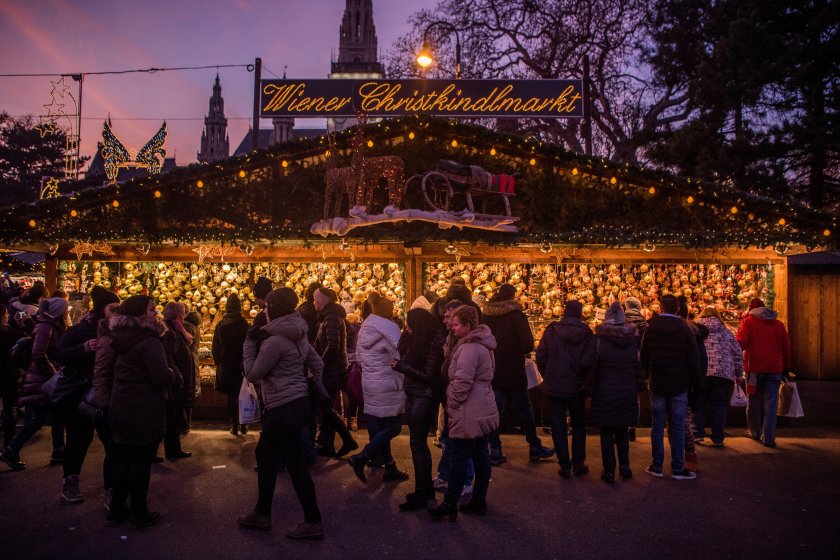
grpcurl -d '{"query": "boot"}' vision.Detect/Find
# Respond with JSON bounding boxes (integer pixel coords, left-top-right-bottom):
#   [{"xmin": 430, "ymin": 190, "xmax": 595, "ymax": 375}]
[
  {"xmin": 0, "ymin": 447, "xmax": 26, "ymax": 470},
  {"xmin": 383, "ymin": 462, "xmax": 410, "ymax": 482},
  {"xmin": 128, "ymin": 507, "xmax": 161, "ymax": 529},
  {"xmin": 105, "ymin": 506, "xmax": 128, "ymax": 526},
  {"xmin": 230, "ymin": 424, "xmax": 238, "ymax": 436},
  {"xmin": 61, "ymin": 475, "xmax": 85, "ymax": 503},
  {"xmin": 459, "ymin": 500, "xmax": 487, "ymax": 516},
  {"xmin": 239, "ymin": 424, "xmax": 248, "ymax": 435},
  {"xmin": 427, "ymin": 501, "xmax": 458, "ymax": 522},
  {"xmin": 237, "ymin": 510, "xmax": 271, "ymax": 531},
  {"xmin": 399, "ymin": 489, "xmax": 433, "ymax": 511},
  {"xmin": 285, "ymin": 521, "xmax": 324, "ymax": 540},
  {"xmin": 335, "ymin": 439, "xmax": 359, "ymax": 459},
  {"xmin": 348, "ymin": 453, "xmax": 368, "ymax": 483}
]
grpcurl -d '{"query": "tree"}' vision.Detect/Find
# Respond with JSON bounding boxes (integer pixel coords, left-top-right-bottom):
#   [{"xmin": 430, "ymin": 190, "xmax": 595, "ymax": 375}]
[
  {"xmin": 384, "ymin": 0, "xmax": 693, "ymax": 164},
  {"xmin": 0, "ymin": 112, "xmax": 86, "ymax": 207}
]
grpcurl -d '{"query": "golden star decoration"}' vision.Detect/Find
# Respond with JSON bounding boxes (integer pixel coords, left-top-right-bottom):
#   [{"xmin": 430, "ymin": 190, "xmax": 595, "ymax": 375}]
[{"xmin": 41, "ymin": 177, "xmax": 60, "ymax": 199}]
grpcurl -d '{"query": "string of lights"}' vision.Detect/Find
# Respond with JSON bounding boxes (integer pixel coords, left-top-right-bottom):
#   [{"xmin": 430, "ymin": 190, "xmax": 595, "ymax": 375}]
[{"xmin": 0, "ymin": 63, "xmax": 255, "ymax": 79}]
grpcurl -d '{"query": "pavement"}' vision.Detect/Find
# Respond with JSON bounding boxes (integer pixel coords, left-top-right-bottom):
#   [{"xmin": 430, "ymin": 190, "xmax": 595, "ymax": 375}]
[{"xmin": 2, "ymin": 419, "xmax": 839, "ymax": 560}]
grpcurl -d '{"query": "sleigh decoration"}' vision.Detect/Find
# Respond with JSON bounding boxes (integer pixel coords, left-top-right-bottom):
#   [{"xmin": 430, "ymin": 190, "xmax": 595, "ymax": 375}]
[{"xmin": 311, "ymin": 130, "xmax": 519, "ymax": 237}]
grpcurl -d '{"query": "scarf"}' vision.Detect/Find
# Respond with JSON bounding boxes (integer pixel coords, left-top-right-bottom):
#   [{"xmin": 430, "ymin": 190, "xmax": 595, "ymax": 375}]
[{"xmin": 169, "ymin": 318, "xmax": 193, "ymax": 344}]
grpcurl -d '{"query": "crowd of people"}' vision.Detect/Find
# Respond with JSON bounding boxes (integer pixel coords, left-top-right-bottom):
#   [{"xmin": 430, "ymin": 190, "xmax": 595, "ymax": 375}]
[{"xmin": 0, "ymin": 273, "xmax": 791, "ymax": 537}]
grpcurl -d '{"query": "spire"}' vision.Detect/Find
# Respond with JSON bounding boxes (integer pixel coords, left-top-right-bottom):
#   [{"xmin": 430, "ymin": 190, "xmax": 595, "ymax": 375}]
[
  {"xmin": 331, "ymin": 0, "xmax": 383, "ymax": 75},
  {"xmin": 198, "ymin": 75, "xmax": 229, "ymax": 163}
]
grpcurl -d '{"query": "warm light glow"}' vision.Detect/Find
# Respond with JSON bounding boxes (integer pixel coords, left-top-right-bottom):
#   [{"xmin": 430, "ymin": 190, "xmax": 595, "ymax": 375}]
[
  {"xmin": 529, "ymin": 158, "xmax": 536, "ymax": 166},
  {"xmin": 238, "ymin": 170, "xmax": 246, "ymax": 178},
  {"xmin": 408, "ymin": 132, "xmax": 415, "ymax": 139},
  {"xmin": 825, "ymin": 229, "xmax": 832, "ymax": 237},
  {"xmin": 28, "ymin": 219, "xmax": 36, "ymax": 228},
  {"xmin": 490, "ymin": 148, "xmax": 496, "ymax": 156},
  {"xmin": 778, "ymin": 218, "xmax": 786, "ymax": 226},
  {"xmin": 70, "ymin": 209, "xmax": 77, "ymax": 217},
  {"xmin": 281, "ymin": 160, "xmax": 289, "ymax": 168},
  {"xmin": 416, "ymin": 49, "xmax": 434, "ymax": 68},
  {"xmin": 730, "ymin": 206, "xmax": 738, "ymax": 214},
  {"xmin": 687, "ymin": 196, "xmax": 694, "ymax": 204},
  {"xmin": 648, "ymin": 187, "xmax": 656, "ymax": 195},
  {"xmin": 367, "ymin": 140, "xmax": 374, "ymax": 148},
  {"xmin": 610, "ymin": 177, "xmax": 617, "ymax": 185},
  {"xmin": 572, "ymin": 167, "xmax": 579, "ymax": 175},
  {"xmin": 196, "ymin": 180, "xmax": 204, "ymax": 188},
  {"xmin": 451, "ymin": 139, "xmax": 458, "ymax": 147},
  {"xmin": 154, "ymin": 190, "xmax": 161, "ymax": 198},
  {"xmin": 112, "ymin": 200, "xmax": 119, "ymax": 208}
]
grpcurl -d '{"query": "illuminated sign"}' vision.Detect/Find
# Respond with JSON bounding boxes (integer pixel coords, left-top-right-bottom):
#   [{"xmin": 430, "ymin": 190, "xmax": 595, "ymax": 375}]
[{"xmin": 260, "ymin": 79, "xmax": 583, "ymax": 118}]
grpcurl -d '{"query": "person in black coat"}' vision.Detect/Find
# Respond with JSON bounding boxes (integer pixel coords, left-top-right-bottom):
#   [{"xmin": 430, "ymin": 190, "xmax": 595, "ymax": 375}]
[
  {"xmin": 212, "ymin": 294, "xmax": 249, "ymax": 435},
  {"xmin": 161, "ymin": 302, "xmax": 193, "ymax": 460},
  {"xmin": 585, "ymin": 302, "xmax": 644, "ymax": 483},
  {"xmin": 640, "ymin": 294, "xmax": 701, "ymax": 480},
  {"xmin": 482, "ymin": 284, "xmax": 553, "ymax": 464},
  {"xmin": 298, "ymin": 282, "xmax": 323, "ymax": 345},
  {"xmin": 535, "ymin": 300, "xmax": 595, "ymax": 478},
  {"xmin": 312, "ymin": 288, "xmax": 357, "ymax": 458},
  {"xmin": 392, "ymin": 308, "xmax": 445, "ymax": 511},
  {"xmin": 54, "ymin": 286, "xmax": 120, "ymax": 503}
]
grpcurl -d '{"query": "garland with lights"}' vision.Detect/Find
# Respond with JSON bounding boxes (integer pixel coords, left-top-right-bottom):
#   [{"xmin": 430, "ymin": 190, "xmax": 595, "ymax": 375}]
[{"xmin": 2, "ymin": 116, "xmax": 835, "ymax": 250}]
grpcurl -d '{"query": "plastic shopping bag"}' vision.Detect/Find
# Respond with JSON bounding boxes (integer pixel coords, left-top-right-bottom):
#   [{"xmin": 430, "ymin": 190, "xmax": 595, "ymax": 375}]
[
  {"xmin": 238, "ymin": 378, "xmax": 261, "ymax": 425},
  {"xmin": 778, "ymin": 381, "xmax": 804, "ymax": 418},
  {"xmin": 525, "ymin": 358, "xmax": 543, "ymax": 390},
  {"xmin": 730, "ymin": 382, "xmax": 748, "ymax": 407}
]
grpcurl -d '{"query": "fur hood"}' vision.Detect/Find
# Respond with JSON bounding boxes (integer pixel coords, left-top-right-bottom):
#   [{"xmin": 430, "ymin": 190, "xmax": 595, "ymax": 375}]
[
  {"xmin": 595, "ymin": 322, "xmax": 639, "ymax": 345},
  {"xmin": 481, "ymin": 299, "xmax": 522, "ymax": 317},
  {"xmin": 109, "ymin": 314, "xmax": 167, "ymax": 354}
]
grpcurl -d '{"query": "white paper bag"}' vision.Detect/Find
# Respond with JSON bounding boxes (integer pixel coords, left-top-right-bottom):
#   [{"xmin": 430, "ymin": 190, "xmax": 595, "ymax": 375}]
[
  {"xmin": 238, "ymin": 378, "xmax": 261, "ymax": 425},
  {"xmin": 730, "ymin": 383, "xmax": 748, "ymax": 407},
  {"xmin": 525, "ymin": 358, "xmax": 543, "ymax": 390}
]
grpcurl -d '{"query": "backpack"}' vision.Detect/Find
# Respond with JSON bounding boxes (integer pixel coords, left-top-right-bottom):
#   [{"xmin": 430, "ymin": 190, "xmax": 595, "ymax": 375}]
[{"xmin": 10, "ymin": 335, "xmax": 33, "ymax": 369}]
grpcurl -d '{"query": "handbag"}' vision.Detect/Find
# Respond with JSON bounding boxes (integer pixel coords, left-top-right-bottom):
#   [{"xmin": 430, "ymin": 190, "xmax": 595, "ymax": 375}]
[
  {"xmin": 346, "ymin": 361, "xmax": 363, "ymax": 405},
  {"xmin": 307, "ymin": 374, "xmax": 332, "ymax": 406},
  {"xmin": 47, "ymin": 368, "xmax": 90, "ymax": 406},
  {"xmin": 77, "ymin": 387, "xmax": 101, "ymax": 421},
  {"xmin": 730, "ymin": 382, "xmax": 748, "ymax": 407}
]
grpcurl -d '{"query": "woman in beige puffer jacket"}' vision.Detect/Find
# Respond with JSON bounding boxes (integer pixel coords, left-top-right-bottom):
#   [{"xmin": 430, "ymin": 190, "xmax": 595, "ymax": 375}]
[{"xmin": 429, "ymin": 305, "xmax": 498, "ymax": 521}]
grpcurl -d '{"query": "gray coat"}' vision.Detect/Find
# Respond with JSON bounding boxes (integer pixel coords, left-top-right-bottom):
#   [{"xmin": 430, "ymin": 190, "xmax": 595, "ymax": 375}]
[{"xmin": 243, "ymin": 312, "xmax": 323, "ymax": 411}]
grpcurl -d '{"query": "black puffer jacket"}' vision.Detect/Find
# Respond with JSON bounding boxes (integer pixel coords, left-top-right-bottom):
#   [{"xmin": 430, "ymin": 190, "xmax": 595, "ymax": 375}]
[
  {"xmin": 298, "ymin": 300, "xmax": 318, "ymax": 344},
  {"xmin": 640, "ymin": 315, "xmax": 701, "ymax": 397},
  {"xmin": 482, "ymin": 299, "xmax": 534, "ymax": 390},
  {"xmin": 536, "ymin": 317, "xmax": 595, "ymax": 398},
  {"xmin": 56, "ymin": 313, "xmax": 100, "ymax": 382},
  {"xmin": 314, "ymin": 302, "xmax": 348, "ymax": 394},
  {"xmin": 212, "ymin": 315, "xmax": 249, "ymax": 396},
  {"xmin": 109, "ymin": 315, "xmax": 175, "ymax": 446},
  {"xmin": 162, "ymin": 321, "xmax": 195, "ymax": 408},
  {"xmin": 588, "ymin": 323, "xmax": 643, "ymax": 428},
  {"xmin": 394, "ymin": 326, "xmax": 446, "ymax": 400}
]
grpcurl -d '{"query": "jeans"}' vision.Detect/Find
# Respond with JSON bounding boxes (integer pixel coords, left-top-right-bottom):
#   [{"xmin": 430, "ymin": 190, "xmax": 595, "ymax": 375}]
[
  {"xmin": 112, "ymin": 439, "xmax": 159, "ymax": 510},
  {"xmin": 701, "ymin": 377, "xmax": 734, "ymax": 444},
  {"xmin": 58, "ymin": 400, "xmax": 96, "ymax": 477},
  {"xmin": 8, "ymin": 404, "xmax": 64, "ymax": 454},
  {"xmin": 437, "ymin": 411, "xmax": 474, "ymax": 485},
  {"xmin": 255, "ymin": 397, "xmax": 321, "ymax": 522},
  {"xmin": 406, "ymin": 393, "xmax": 436, "ymax": 495},
  {"xmin": 547, "ymin": 396, "xmax": 586, "ymax": 468},
  {"xmin": 489, "ymin": 387, "xmax": 542, "ymax": 452},
  {"xmin": 600, "ymin": 427, "xmax": 630, "ymax": 475},
  {"xmin": 444, "ymin": 436, "xmax": 491, "ymax": 505},
  {"xmin": 650, "ymin": 392, "xmax": 688, "ymax": 473},
  {"xmin": 747, "ymin": 373, "xmax": 782, "ymax": 444},
  {"xmin": 363, "ymin": 414, "xmax": 402, "ymax": 464}
]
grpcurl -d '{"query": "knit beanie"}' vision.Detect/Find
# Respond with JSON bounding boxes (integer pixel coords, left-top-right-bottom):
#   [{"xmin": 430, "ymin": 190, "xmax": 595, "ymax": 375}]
[
  {"xmin": 313, "ymin": 287, "xmax": 332, "ymax": 308},
  {"xmin": 367, "ymin": 291, "xmax": 394, "ymax": 319},
  {"xmin": 749, "ymin": 298, "xmax": 764, "ymax": 310},
  {"xmin": 253, "ymin": 277, "xmax": 273, "ymax": 300},
  {"xmin": 563, "ymin": 300, "xmax": 583, "ymax": 319},
  {"xmin": 604, "ymin": 301, "xmax": 625, "ymax": 324},
  {"xmin": 266, "ymin": 288, "xmax": 298, "ymax": 320},
  {"xmin": 492, "ymin": 283, "xmax": 517, "ymax": 302},
  {"xmin": 40, "ymin": 297, "xmax": 69, "ymax": 319},
  {"xmin": 118, "ymin": 295, "xmax": 153, "ymax": 317},
  {"xmin": 90, "ymin": 286, "xmax": 120, "ymax": 314},
  {"xmin": 225, "ymin": 293, "xmax": 242, "ymax": 314},
  {"xmin": 624, "ymin": 296, "xmax": 642, "ymax": 311}
]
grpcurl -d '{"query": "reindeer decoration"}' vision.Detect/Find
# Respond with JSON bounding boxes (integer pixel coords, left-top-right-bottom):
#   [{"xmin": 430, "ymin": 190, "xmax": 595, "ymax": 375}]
[
  {"xmin": 322, "ymin": 133, "xmax": 356, "ymax": 219},
  {"xmin": 348, "ymin": 128, "xmax": 404, "ymax": 214}
]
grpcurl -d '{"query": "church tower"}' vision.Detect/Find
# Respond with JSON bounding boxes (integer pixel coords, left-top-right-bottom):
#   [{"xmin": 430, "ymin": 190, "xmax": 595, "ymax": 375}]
[
  {"xmin": 328, "ymin": 0, "xmax": 384, "ymax": 132},
  {"xmin": 197, "ymin": 74, "xmax": 229, "ymax": 162}
]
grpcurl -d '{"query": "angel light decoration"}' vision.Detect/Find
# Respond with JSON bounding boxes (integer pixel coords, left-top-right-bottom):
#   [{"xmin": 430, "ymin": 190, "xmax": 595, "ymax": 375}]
[{"xmin": 101, "ymin": 119, "xmax": 167, "ymax": 183}]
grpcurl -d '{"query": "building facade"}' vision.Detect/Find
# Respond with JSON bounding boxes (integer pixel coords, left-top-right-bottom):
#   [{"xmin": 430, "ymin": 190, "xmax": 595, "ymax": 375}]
[{"xmin": 197, "ymin": 74, "xmax": 230, "ymax": 163}]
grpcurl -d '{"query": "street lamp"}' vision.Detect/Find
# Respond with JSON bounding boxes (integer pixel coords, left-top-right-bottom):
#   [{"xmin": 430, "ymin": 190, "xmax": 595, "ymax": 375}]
[{"xmin": 416, "ymin": 21, "xmax": 462, "ymax": 79}]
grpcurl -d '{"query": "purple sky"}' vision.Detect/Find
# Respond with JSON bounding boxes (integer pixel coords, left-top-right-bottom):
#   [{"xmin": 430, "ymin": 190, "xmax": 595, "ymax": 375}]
[{"xmin": 0, "ymin": 0, "xmax": 437, "ymax": 167}]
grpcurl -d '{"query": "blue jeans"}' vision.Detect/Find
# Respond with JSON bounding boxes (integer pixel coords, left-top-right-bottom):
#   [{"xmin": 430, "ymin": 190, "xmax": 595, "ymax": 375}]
[
  {"xmin": 488, "ymin": 387, "xmax": 542, "ymax": 452},
  {"xmin": 547, "ymin": 396, "xmax": 586, "ymax": 469},
  {"xmin": 437, "ymin": 410, "xmax": 474, "ymax": 485},
  {"xmin": 363, "ymin": 414, "xmax": 402, "ymax": 464},
  {"xmin": 444, "ymin": 436, "xmax": 491, "ymax": 505},
  {"xmin": 747, "ymin": 373, "xmax": 782, "ymax": 444},
  {"xmin": 650, "ymin": 392, "xmax": 688, "ymax": 473}
]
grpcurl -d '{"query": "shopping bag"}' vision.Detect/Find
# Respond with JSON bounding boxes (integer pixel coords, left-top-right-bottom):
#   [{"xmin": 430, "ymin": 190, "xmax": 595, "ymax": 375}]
[
  {"xmin": 238, "ymin": 378, "xmax": 261, "ymax": 425},
  {"xmin": 730, "ymin": 382, "xmax": 748, "ymax": 407},
  {"xmin": 346, "ymin": 361, "xmax": 363, "ymax": 406},
  {"xmin": 779, "ymin": 381, "xmax": 804, "ymax": 418},
  {"xmin": 525, "ymin": 358, "xmax": 543, "ymax": 390}
]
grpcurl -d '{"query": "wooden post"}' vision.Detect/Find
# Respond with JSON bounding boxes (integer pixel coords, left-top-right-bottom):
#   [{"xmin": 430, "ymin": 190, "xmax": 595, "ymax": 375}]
[{"xmin": 45, "ymin": 256, "xmax": 58, "ymax": 293}]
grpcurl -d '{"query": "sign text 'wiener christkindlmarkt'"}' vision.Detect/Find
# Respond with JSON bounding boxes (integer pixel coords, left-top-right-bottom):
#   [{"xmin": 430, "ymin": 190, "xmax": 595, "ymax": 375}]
[{"xmin": 260, "ymin": 79, "xmax": 583, "ymax": 118}]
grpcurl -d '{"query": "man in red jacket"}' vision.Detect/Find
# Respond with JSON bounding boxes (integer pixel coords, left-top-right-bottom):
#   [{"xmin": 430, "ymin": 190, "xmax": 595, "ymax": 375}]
[{"xmin": 736, "ymin": 299, "xmax": 791, "ymax": 448}]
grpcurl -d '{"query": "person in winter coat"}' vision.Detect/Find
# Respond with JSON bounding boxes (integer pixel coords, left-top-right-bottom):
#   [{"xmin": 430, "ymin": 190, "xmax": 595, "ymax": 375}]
[
  {"xmin": 252, "ymin": 276, "xmax": 273, "ymax": 330},
  {"xmin": 160, "ymin": 302, "xmax": 193, "ymax": 460},
  {"xmin": 348, "ymin": 292, "xmax": 408, "ymax": 484},
  {"xmin": 312, "ymin": 287, "xmax": 357, "ymax": 458},
  {"xmin": 298, "ymin": 282, "xmax": 323, "ymax": 345},
  {"xmin": 678, "ymin": 297, "xmax": 709, "ymax": 467},
  {"xmin": 392, "ymin": 307, "xmax": 445, "ymax": 511},
  {"xmin": 54, "ymin": 286, "xmax": 120, "ymax": 503},
  {"xmin": 640, "ymin": 294, "xmax": 701, "ymax": 480},
  {"xmin": 0, "ymin": 304, "xmax": 25, "ymax": 452},
  {"xmin": 736, "ymin": 298, "xmax": 791, "ymax": 448},
  {"xmin": 92, "ymin": 301, "xmax": 121, "ymax": 510},
  {"xmin": 622, "ymin": 296, "xmax": 648, "ymax": 442},
  {"xmin": 441, "ymin": 281, "xmax": 483, "ymax": 323},
  {"xmin": 585, "ymin": 302, "xmax": 644, "ymax": 483},
  {"xmin": 1, "ymin": 297, "xmax": 68, "ymax": 471},
  {"xmin": 695, "ymin": 307, "xmax": 743, "ymax": 447},
  {"xmin": 182, "ymin": 311, "xmax": 202, "ymax": 434},
  {"xmin": 237, "ymin": 288, "xmax": 325, "ymax": 540},
  {"xmin": 428, "ymin": 305, "xmax": 498, "ymax": 521},
  {"xmin": 107, "ymin": 295, "xmax": 176, "ymax": 528},
  {"xmin": 535, "ymin": 300, "xmax": 595, "ymax": 478},
  {"xmin": 482, "ymin": 284, "xmax": 553, "ymax": 465},
  {"xmin": 212, "ymin": 293, "xmax": 249, "ymax": 435}
]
